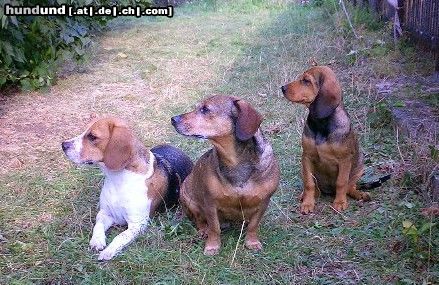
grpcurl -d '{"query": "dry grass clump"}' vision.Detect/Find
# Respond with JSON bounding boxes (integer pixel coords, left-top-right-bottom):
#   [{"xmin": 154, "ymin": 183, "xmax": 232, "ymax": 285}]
[{"xmin": 0, "ymin": 1, "xmax": 437, "ymax": 284}]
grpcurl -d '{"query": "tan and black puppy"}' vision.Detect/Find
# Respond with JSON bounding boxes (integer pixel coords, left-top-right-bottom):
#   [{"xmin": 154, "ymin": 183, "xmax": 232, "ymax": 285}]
[
  {"xmin": 171, "ymin": 95, "xmax": 280, "ymax": 255},
  {"xmin": 281, "ymin": 66, "xmax": 370, "ymax": 214}
]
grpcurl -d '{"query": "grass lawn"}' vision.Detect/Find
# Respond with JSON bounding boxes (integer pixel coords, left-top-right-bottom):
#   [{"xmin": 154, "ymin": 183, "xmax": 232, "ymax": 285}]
[{"xmin": 0, "ymin": 0, "xmax": 437, "ymax": 284}]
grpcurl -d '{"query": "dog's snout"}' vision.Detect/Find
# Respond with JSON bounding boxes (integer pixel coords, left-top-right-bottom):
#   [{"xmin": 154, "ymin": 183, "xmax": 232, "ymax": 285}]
[
  {"xmin": 171, "ymin": 115, "xmax": 182, "ymax": 126},
  {"xmin": 281, "ymin": 85, "xmax": 287, "ymax": 95},
  {"xmin": 62, "ymin": 141, "xmax": 72, "ymax": 152}
]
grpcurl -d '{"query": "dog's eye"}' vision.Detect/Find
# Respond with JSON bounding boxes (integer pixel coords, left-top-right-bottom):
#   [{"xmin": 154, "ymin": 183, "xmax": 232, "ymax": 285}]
[
  {"xmin": 87, "ymin": 133, "xmax": 98, "ymax": 142},
  {"xmin": 200, "ymin": 106, "xmax": 210, "ymax": 114},
  {"xmin": 302, "ymin": 78, "xmax": 311, "ymax": 85}
]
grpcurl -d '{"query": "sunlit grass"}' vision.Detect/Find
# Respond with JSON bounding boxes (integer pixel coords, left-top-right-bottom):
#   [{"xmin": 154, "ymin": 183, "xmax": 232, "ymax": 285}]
[{"xmin": 0, "ymin": 1, "xmax": 437, "ymax": 284}]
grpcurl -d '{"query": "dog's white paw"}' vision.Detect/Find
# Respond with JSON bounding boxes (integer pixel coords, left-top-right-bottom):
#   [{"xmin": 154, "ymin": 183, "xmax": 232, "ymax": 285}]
[
  {"xmin": 89, "ymin": 235, "xmax": 106, "ymax": 251},
  {"xmin": 98, "ymin": 247, "xmax": 117, "ymax": 261}
]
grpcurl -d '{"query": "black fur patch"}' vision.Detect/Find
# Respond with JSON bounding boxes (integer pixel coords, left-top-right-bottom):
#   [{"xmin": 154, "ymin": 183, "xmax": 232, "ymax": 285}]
[
  {"xmin": 217, "ymin": 138, "xmax": 259, "ymax": 187},
  {"xmin": 358, "ymin": 174, "xmax": 391, "ymax": 190},
  {"xmin": 219, "ymin": 162, "xmax": 255, "ymax": 188},
  {"xmin": 151, "ymin": 145, "xmax": 193, "ymax": 210},
  {"xmin": 304, "ymin": 112, "xmax": 336, "ymax": 144}
]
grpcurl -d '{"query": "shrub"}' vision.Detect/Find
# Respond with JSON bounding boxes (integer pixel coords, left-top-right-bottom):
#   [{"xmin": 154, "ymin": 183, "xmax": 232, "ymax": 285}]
[{"xmin": 0, "ymin": 0, "xmax": 150, "ymax": 91}]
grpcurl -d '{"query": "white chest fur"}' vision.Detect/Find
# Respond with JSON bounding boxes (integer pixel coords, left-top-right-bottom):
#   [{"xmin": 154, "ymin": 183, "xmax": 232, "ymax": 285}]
[
  {"xmin": 89, "ymin": 151, "xmax": 156, "ymax": 261},
  {"xmin": 99, "ymin": 168, "xmax": 152, "ymax": 225}
]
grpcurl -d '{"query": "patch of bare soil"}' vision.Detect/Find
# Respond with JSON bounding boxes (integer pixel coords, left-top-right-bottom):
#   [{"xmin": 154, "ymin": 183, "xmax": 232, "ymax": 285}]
[
  {"xmin": 375, "ymin": 75, "xmax": 439, "ymax": 139},
  {"xmin": 391, "ymin": 100, "xmax": 438, "ymax": 138},
  {"xmin": 0, "ymin": 37, "xmax": 154, "ymax": 176},
  {"xmin": 375, "ymin": 75, "xmax": 439, "ymax": 202}
]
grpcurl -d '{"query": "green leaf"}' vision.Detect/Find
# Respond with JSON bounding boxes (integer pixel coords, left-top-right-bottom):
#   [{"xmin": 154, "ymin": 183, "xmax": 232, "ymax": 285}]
[
  {"xmin": 393, "ymin": 100, "xmax": 406, "ymax": 107},
  {"xmin": 2, "ymin": 41, "xmax": 15, "ymax": 57},
  {"xmin": 402, "ymin": 220, "xmax": 415, "ymax": 229},
  {"xmin": 79, "ymin": 36, "xmax": 91, "ymax": 46},
  {"xmin": 429, "ymin": 145, "xmax": 439, "ymax": 161},
  {"xmin": 419, "ymin": 222, "xmax": 436, "ymax": 234},
  {"xmin": 13, "ymin": 49, "xmax": 26, "ymax": 63},
  {"xmin": 1, "ymin": 15, "xmax": 7, "ymax": 29},
  {"xmin": 20, "ymin": 78, "xmax": 33, "ymax": 91},
  {"xmin": 10, "ymin": 16, "xmax": 18, "ymax": 26},
  {"xmin": 20, "ymin": 71, "xmax": 30, "ymax": 78}
]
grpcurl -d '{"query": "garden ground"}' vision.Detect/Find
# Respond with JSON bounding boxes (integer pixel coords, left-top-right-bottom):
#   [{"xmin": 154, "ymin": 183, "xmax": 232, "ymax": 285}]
[{"xmin": 0, "ymin": 1, "xmax": 437, "ymax": 284}]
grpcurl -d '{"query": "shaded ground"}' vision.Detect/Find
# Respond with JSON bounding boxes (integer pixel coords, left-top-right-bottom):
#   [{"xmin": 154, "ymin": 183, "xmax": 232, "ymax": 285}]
[
  {"xmin": 375, "ymin": 75, "xmax": 439, "ymax": 138},
  {"xmin": 0, "ymin": 1, "xmax": 437, "ymax": 284}
]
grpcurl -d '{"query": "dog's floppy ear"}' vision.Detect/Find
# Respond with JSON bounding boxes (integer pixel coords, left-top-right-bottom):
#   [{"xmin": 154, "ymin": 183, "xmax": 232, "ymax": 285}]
[
  {"xmin": 103, "ymin": 125, "xmax": 133, "ymax": 171},
  {"xmin": 233, "ymin": 99, "xmax": 263, "ymax": 141},
  {"xmin": 309, "ymin": 68, "xmax": 341, "ymax": 119}
]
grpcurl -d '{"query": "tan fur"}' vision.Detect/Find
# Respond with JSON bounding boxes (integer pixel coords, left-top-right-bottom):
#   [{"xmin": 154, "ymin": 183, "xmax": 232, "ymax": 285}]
[
  {"xmin": 173, "ymin": 95, "xmax": 280, "ymax": 255},
  {"xmin": 80, "ymin": 118, "xmax": 129, "ymax": 169},
  {"xmin": 282, "ymin": 66, "xmax": 370, "ymax": 213},
  {"xmin": 77, "ymin": 117, "xmax": 166, "ymax": 198},
  {"xmin": 145, "ymin": 161, "xmax": 170, "ymax": 215}
]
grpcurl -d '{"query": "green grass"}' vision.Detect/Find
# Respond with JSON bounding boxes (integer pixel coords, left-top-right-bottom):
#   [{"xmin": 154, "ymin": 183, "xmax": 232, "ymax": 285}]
[{"xmin": 0, "ymin": 1, "xmax": 437, "ymax": 284}]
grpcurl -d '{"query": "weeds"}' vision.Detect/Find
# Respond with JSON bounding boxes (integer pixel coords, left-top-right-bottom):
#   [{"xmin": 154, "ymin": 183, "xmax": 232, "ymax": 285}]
[{"xmin": 0, "ymin": 0, "xmax": 437, "ymax": 284}]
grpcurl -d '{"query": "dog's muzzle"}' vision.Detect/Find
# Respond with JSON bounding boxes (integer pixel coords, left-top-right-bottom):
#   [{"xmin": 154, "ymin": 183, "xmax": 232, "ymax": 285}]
[
  {"xmin": 171, "ymin": 115, "xmax": 182, "ymax": 127},
  {"xmin": 62, "ymin": 141, "xmax": 73, "ymax": 152}
]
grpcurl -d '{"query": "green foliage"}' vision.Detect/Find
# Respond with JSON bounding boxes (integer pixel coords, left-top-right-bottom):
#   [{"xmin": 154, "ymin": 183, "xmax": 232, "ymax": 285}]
[
  {"xmin": 367, "ymin": 101, "xmax": 392, "ymax": 128},
  {"xmin": 351, "ymin": 5, "xmax": 384, "ymax": 31},
  {"xmin": 0, "ymin": 0, "xmax": 150, "ymax": 90},
  {"xmin": 315, "ymin": 0, "xmax": 338, "ymax": 14},
  {"xmin": 402, "ymin": 220, "xmax": 434, "ymax": 243},
  {"xmin": 429, "ymin": 144, "xmax": 439, "ymax": 161},
  {"xmin": 402, "ymin": 219, "xmax": 437, "ymax": 264}
]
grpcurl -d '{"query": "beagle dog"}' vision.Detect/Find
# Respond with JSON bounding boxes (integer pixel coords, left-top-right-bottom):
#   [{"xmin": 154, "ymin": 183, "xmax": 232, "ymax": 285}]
[
  {"xmin": 62, "ymin": 117, "xmax": 193, "ymax": 260},
  {"xmin": 281, "ymin": 66, "xmax": 370, "ymax": 213},
  {"xmin": 171, "ymin": 95, "xmax": 280, "ymax": 255}
]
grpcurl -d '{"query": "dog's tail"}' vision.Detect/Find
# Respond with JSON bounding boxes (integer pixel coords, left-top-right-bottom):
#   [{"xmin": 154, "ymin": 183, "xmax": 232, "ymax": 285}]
[
  {"xmin": 358, "ymin": 174, "xmax": 391, "ymax": 190},
  {"xmin": 151, "ymin": 145, "xmax": 193, "ymax": 210}
]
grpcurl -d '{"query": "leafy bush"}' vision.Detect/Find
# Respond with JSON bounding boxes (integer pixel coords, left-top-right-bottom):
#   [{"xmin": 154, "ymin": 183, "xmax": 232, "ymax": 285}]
[
  {"xmin": 0, "ymin": 0, "xmax": 150, "ymax": 91},
  {"xmin": 351, "ymin": 4, "xmax": 384, "ymax": 31}
]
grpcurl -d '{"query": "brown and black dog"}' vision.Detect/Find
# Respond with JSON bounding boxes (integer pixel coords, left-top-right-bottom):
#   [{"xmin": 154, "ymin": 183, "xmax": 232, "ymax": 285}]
[
  {"xmin": 281, "ymin": 66, "xmax": 370, "ymax": 213},
  {"xmin": 171, "ymin": 95, "xmax": 280, "ymax": 255}
]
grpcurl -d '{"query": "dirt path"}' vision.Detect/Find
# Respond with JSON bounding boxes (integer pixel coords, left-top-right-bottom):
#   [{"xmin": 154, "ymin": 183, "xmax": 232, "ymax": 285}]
[
  {"xmin": 1, "ymin": 2, "xmax": 436, "ymax": 284},
  {"xmin": 0, "ymin": 30, "xmax": 157, "ymax": 175},
  {"xmin": 0, "ymin": 6, "xmax": 285, "ymax": 178}
]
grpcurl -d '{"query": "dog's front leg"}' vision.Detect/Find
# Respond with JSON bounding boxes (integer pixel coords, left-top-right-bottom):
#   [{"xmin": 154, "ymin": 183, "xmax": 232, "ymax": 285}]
[
  {"xmin": 90, "ymin": 210, "xmax": 114, "ymax": 251},
  {"xmin": 300, "ymin": 155, "xmax": 317, "ymax": 214},
  {"xmin": 98, "ymin": 220, "xmax": 148, "ymax": 261},
  {"xmin": 245, "ymin": 199, "xmax": 270, "ymax": 251},
  {"xmin": 204, "ymin": 207, "xmax": 221, "ymax": 256},
  {"xmin": 333, "ymin": 159, "xmax": 352, "ymax": 211}
]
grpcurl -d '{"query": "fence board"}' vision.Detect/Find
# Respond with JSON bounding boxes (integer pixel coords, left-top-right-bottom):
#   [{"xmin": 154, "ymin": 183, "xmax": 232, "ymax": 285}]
[{"xmin": 351, "ymin": 0, "xmax": 439, "ymax": 50}]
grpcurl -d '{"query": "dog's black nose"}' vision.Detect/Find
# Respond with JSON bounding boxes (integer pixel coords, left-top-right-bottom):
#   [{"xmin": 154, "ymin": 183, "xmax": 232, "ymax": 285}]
[
  {"xmin": 171, "ymin": 115, "xmax": 181, "ymax": 126},
  {"xmin": 62, "ymin": 141, "xmax": 72, "ymax": 151},
  {"xmin": 281, "ymin": 85, "xmax": 287, "ymax": 95}
]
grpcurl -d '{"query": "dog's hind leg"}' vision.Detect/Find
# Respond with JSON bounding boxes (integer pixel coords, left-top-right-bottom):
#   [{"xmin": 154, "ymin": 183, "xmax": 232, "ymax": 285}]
[
  {"xmin": 347, "ymin": 186, "xmax": 371, "ymax": 201},
  {"xmin": 347, "ymin": 166, "xmax": 370, "ymax": 201}
]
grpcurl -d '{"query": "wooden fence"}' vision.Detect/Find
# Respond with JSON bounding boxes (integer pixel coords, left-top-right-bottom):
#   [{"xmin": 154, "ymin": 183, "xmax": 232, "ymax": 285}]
[{"xmin": 352, "ymin": 0, "xmax": 439, "ymax": 72}]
